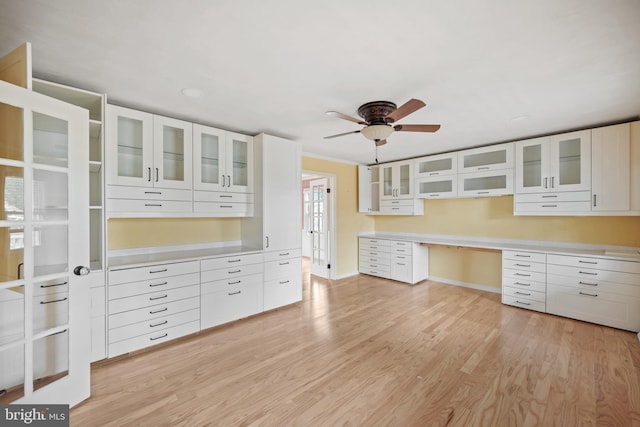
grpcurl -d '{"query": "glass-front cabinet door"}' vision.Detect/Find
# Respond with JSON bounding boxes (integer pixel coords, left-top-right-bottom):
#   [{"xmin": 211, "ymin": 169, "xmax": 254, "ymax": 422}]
[
  {"xmin": 106, "ymin": 104, "xmax": 153, "ymax": 187},
  {"xmin": 381, "ymin": 164, "xmax": 394, "ymax": 200},
  {"xmin": 515, "ymin": 137, "xmax": 550, "ymax": 194},
  {"xmin": 548, "ymin": 130, "xmax": 591, "ymax": 192},
  {"xmin": 380, "ymin": 160, "xmax": 413, "ymax": 200},
  {"xmin": 153, "ymin": 115, "xmax": 192, "ymax": 190},
  {"xmin": 0, "ymin": 80, "xmax": 90, "ymax": 407},
  {"xmin": 193, "ymin": 124, "xmax": 226, "ymax": 191},
  {"xmin": 227, "ymin": 132, "xmax": 253, "ymax": 194}
]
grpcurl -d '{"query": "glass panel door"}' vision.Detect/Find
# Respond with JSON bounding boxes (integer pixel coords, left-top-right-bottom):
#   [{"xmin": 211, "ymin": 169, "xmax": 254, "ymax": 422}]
[
  {"xmin": 153, "ymin": 116, "xmax": 191, "ymax": 189},
  {"xmin": 549, "ymin": 130, "xmax": 591, "ymax": 192},
  {"xmin": 0, "ymin": 80, "xmax": 90, "ymax": 407},
  {"xmin": 398, "ymin": 163, "xmax": 411, "ymax": 196},
  {"xmin": 193, "ymin": 124, "xmax": 225, "ymax": 192},
  {"xmin": 381, "ymin": 165, "xmax": 393, "ymax": 199},
  {"xmin": 231, "ymin": 138, "xmax": 248, "ymax": 188},
  {"xmin": 310, "ymin": 178, "xmax": 330, "ymax": 278}
]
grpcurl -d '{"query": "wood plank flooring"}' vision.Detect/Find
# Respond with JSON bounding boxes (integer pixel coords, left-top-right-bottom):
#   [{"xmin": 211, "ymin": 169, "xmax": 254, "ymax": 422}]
[{"xmin": 71, "ymin": 261, "xmax": 640, "ymax": 426}]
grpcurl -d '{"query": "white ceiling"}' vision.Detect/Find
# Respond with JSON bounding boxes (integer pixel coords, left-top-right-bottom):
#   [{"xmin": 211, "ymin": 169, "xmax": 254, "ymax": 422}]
[{"xmin": 1, "ymin": 0, "xmax": 639, "ymax": 165}]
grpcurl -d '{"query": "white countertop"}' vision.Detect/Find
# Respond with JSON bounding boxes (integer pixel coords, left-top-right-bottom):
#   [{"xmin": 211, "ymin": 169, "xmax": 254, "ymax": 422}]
[{"xmin": 359, "ymin": 232, "xmax": 640, "ymax": 261}]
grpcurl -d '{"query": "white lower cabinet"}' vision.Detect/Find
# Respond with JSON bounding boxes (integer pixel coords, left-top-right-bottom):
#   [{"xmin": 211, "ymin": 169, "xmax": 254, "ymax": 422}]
[
  {"xmin": 263, "ymin": 249, "xmax": 302, "ymax": 311},
  {"xmin": 200, "ymin": 253, "xmax": 264, "ymax": 329},
  {"xmin": 501, "ymin": 250, "xmax": 546, "ymax": 313},
  {"xmin": 358, "ymin": 237, "xmax": 428, "ymax": 284},
  {"xmin": 546, "ymin": 254, "xmax": 640, "ymax": 331},
  {"xmin": 107, "ymin": 260, "xmax": 200, "ymax": 357}
]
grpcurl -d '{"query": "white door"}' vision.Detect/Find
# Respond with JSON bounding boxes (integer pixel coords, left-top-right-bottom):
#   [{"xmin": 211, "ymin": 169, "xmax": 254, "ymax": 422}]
[
  {"xmin": 0, "ymin": 80, "xmax": 91, "ymax": 407},
  {"xmin": 310, "ymin": 178, "xmax": 330, "ymax": 278}
]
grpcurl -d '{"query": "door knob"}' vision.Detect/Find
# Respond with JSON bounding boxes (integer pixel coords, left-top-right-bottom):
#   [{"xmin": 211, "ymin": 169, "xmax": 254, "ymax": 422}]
[{"xmin": 73, "ymin": 266, "xmax": 91, "ymax": 276}]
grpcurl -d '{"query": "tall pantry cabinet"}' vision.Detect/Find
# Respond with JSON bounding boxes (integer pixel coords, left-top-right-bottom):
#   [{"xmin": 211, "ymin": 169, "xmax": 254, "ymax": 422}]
[{"xmin": 242, "ymin": 134, "xmax": 302, "ymax": 310}]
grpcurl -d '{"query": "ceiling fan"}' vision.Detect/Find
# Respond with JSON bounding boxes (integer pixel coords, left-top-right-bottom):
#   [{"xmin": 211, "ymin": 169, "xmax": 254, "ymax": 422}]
[{"xmin": 324, "ymin": 99, "xmax": 440, "ymax": 146}]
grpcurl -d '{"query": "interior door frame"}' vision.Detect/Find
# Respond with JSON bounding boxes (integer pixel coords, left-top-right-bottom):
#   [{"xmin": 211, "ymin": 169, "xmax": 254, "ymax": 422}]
[{"xmin": 302, "ymin": 170, "xmax": 336, "ymax": 280}]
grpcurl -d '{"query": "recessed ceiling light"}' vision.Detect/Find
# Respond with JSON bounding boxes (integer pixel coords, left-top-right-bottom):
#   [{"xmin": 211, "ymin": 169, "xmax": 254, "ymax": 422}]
[{"xmin": 181, "ymin": 88, "xmax": 203, "ymax": 98}]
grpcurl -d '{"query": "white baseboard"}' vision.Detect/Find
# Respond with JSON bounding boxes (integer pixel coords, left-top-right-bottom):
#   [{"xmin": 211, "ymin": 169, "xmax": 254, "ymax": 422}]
[
  {"xmin": 335, "ymin": 271, "xmax": 359, "ymax": 280},
  {"xmin": 427, "ymin": 276, "xmax": 501, "ymax": 294}
]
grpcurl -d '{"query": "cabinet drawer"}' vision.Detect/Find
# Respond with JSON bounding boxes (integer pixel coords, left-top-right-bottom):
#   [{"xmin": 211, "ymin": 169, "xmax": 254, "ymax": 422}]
[
  {"xmin": 360, "ymin": 242, "xmax": 391, "ymax": 253},
  {"xmin": 108, "ymin": 320, "xmax": 199, "ymax": 358},
  {"xmin": 547, "ymin": 254, "xmax": 640, "ymax": 274},
  {"xmin": 516, "ymin": 191, "xmax": 591, "ymax": 203},
  {"xmin": 109, "ymin": 308, "xmax": 200, "ymax": 344},
  {"xmin": 109, "ymin": 284, "xmax": 199, "ymax": 315},
  {"xmin": 108, "ymin": 199, "xmax": 193, "ymax": 214},
  {"xmin": 502, "ymin": 259, "xmax": 546, "ymax": 273},
  {"xmin": 359, "ymin": 253, "xmax": 391, "ymax": 266},
  {"xmin": 547, "ymin": 283, "xmax": 640, "ymax": 332},
  {"xmin": 502, "ymin": 250, "xmax": 546, "ymax": 264},
  {"xmin": 264, "ymin": 257, "xmax": 301, "ymax": 281},
  {"xmin": 515, "ymin": 201, "xmax": 591, "ymax": 214},
  {"xmin": 109, "ymin": 296, "xmax": 200, "ymax": 329},
  {"xmin": 109, "ymin": 260, "xmax": 199, "ymax": 285},
  {"xmin": 502, "ymin": 276, "xmax": 546, "ymax": 294},
  {"xmin": 201, "ymin": 253, "xmax": 263, "ymax": 271},
  {"xmin": 201, "ymin": 262, "xmax": 263, "ymax": 283},
  {"xmin": 390, "ymin": 241, "xmax": 413, "ymax": 255},
  {"xmin": 547, "ymin": 272, "xmax": 640, "ymax": 296},
  {"xmin": 107, "ymin": 185, "xmax": 193, "ymax": 201},
  {"xmin": 193, "ymin": 191, "xmax": 254, "ymax": 203},
  {"xmin": 502, "ymin": 294, "xmax": 546, "ymax": 313},
  {"xmin": 502, "ymin": 285, "xmax": 545, "ymax": 303},
  {"xmin": 502, "ymin": 268, "xmax": 545, "ymax": 284},
  {"xmin": 201, "ymin": 273, "xmax": 263, "ymax": 295},
  {"xmin": 109, "ymin": 272, "xmax": 200, "ymax": 300},
  {"xmin": 193, "ymin": 202, "xmax": 254, "ymax": 216},
  {"xmin": 264, "ymin": 276, "xmax": 302, "ymax": 311},
  {"xmin": 547, "ymin": 264, "xmax": 640, "ymax": 287},
  {"xmin": 359, "ymin": 264, "xmax": 391, "ymax": 278},
  {"xmin": 201, "ymin": 282, "xmax": 263, "ymax": 329},
  {"xmin": 263, "ymin": 248, "xmax": 302, "ymax": 262},
  {"xmin": 359, "ymin": 238, "xmax": 391, "ymax": 248}
]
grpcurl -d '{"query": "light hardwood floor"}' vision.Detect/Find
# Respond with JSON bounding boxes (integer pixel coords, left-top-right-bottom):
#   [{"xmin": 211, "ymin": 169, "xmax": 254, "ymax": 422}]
[{"xmin": 71, "ymin": 261, "xmax": 640, "ymax": 426}]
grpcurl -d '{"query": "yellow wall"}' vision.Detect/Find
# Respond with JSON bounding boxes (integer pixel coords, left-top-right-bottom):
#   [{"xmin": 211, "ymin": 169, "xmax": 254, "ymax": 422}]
[
  {"xmin": 302, "ymin": 156, "xmax": 374, "ymax": 277},
  {"xmin": 108, "ymin": 218, "xmax": 242, "ymax": 249},
  {"xmin": 375, "ymin": 196, "xmax": 640, "ymax": 288}
]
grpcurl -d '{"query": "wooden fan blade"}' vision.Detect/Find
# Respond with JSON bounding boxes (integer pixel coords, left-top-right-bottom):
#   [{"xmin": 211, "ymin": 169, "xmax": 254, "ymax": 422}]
[
  {"xmin": 384, "ymin": 99, "xmax": 426, "ymax": 123},
  {"xmin": 375, "ymin": 139, "xmax": 387, "ymax": 146},
  {"xmin": 323, "ymin": 130, "xmax": 361, "ymax": 139},
  {"xmin": 393, "ymin": 124, "xmax": 441, "ymax": 133},
  {"xmin": 326, "ymin": 111, "xmax": 367, "ymax": 125}
]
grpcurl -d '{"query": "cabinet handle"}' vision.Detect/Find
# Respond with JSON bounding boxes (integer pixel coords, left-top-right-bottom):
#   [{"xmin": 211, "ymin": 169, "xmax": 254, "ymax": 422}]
[
  {"xmin": 149, "ymin": 281, "xmax": 168, "ymax": 287},
  {"xmin": 150, "ymin": 320, "xmax": 168, "ymax": 328},
  {"xmin": 145, "ymin": 203, "xmax": 162, "ymax": 207},
  {"xmin": 579, "ymin": 291, "xmax": 598, "ymax": 297},
  {"xmin": 228, "ymin": 291, "xmax": 241, "ymax": 296},
  {"xmin": 543, "ymin": 177, "xmax": 548, "ymax": 188},
  {"xmin": 477, "ymin": 167, "xmax": 490, "ymax": 170},
  {"xmin": 514, "ymin": 282, "xmax": 531, "ymax": 286},
  {"xmin": 228, "ymin": 269, "xmax": 241, "ymax": 274},
  {"xmin": 221, "ymin": 174, "xmax": 226, "ymax": 187},
  {"xmin": 149, "ymin": 294, "xmax": 168, "ymax": 301},
  {"xmin": 514, "ymin": 254, "xmax": 531, "ymax": 258},
  {"xmin": 514, "ymin": 291, "xmax": 531, "ymax": 296},
  {"xmin": 227, "ymin": 175, "xmax": 231, "ymax": 188},
  {"xmin": 220, "ymin": 205, "xmax": 233, "ymax": 208},
  {"xmin": 578, "ymin": 260, "xmax": 598, "ymax": 265},
  {"xmin": 429, "ymin": 172, "xmax": 439, "ymax": 176},
  {"xmin": 541, "ymin": 205, "xmax": 557, "ymax": 208},
  {"xmin": 40, "ymin": 297, "xmax": 67, "ymax": 305},
  {"xmin": 220, "ymin": 195, "xmax": 233, "ymax": 198},
  {"xmin": 279, "ymin": 252, "xmax": 290, "ymax": 256},
  {"xmin": 228, "ymin": 280, "xmax": 241, "ymax": 285},
  {"xmin": 150, "ymin": 333, "xmax": 168, "ymax": 341},
  {"xmin": 227, "ymin": 259, "xmax": 242, "ymax": 263},
  {"xmin": 578, "ymin": 271, "xmax": 598, "ymax": 276},
  {"xmin": 148, "ymin": 167, "xmax": 151, "ymax": 182},
  {"xmin": 593, "ymin": 194, "xmax": 597, "ymax": 207},
  {"xmin": 431, "ymin": 194, "xmax": 440, "ymax": 197},
  {"xmin": 40, "ymin": 281, "xmax": 67, "ymax": 288},
  {"xmin": 279, "ymin": 262, "xmax": 290, "ymax": 266},
  {"xmin": 514, "ymin": 264, "xmax": 531, "ymax": 267},
  {"xmin": 515, "ymin": 300, "xmax": 531, "ymax": 306},
  {"xmin": 579, "ymin": 281, "xmax": 598, "ymax": 286},
  {"xmin": 514, "ymin": 273, "xmax": 531, "ymax": 277},
  {"xmin": 477, "ymin": 191, "xmax": 490, "ymax": 195},
  {"xmin": 396, "ymin": 263, "xmax": 406, "ymax": 266},
  {"xmin": 541, "ymin": 195, "xmax": 557, "ymax": 198},
  {"xmin": 279, "ymin": 280, "xmax": 290, "ymax": 285},
  {"xmin": 145, "ymin": 191, "xmax": 162, "ymax": 195},
  {"xmin": 265, "ymin": 236, "xmax": 269, "ymax": 249},
  {"xmin": 150, "ymin": 307, "xmax": 168, "ymax": 314},
  {"xmin": 149, "ymin": 268, "xmax": 168, "ymax": 274},
  {"xmin": 155, "ymin": 168, "xmax": 159, "ymax": 182},
  {"xmin": 551, "ymin": 176, "xmax": 555, "ymax": 188}
]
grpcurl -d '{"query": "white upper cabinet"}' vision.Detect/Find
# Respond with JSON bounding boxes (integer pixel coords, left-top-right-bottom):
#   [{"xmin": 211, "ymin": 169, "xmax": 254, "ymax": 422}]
[
  {"xmin": 106, "ymin": 105, "xmax": 192, "ymax": 190},
  {"xmin": 515, "ymin": 130, "xmax": 591, "ymax": 194},
  {"xmin": 458, "ymin": 142, "xmax": 513, "ymax": 173},
  {"xmin": 380, "ymin": 160, "xmax": 414, "ymax": 200},
  {"xmin": 193, "ymin": 125, "xmax": 253, "ymax": 194},
  {"xmin": 591, "ymin": 123, "xmax": 630, "ymax": 212},
  {"xmin": 415, "ymin": 152, "xmax": 457, "ymax": 177},
  {"xmin": 358, "ymin": 165, "xmax": 380, "ymax": 213}
]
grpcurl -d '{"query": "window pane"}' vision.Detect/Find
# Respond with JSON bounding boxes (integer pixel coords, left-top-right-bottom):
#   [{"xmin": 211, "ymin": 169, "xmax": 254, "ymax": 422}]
[{"xmin": 1, "ymin": 166, "xmax": 24, "ymax": 221}]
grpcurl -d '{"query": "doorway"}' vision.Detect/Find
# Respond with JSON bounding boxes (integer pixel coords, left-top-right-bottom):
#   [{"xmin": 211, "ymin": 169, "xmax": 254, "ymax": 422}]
[{"xmin": 302, "ymin": 171, "xmax": 336, "ymax": 280}]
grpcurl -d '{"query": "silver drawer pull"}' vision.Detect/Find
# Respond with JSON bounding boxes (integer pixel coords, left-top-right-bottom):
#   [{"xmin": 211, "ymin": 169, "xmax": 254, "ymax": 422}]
[
  {"xmin": 515, "ymin": 300, "xmax": 530, "ymax": 306},
  {"xmin": 579, "ymin": 291, "xmax": 598, "ymax": 297},
  {"xmin": 578, "ymin": 271, "xmax": 598, "ymax": 276},
  {"xmin": 228, "ymin": 259, "xmax": 242, "ymax": 263},
  {"xmin": 150, "ymin": 320, "xmax": 168, "ymax": 328},
  {"xmin": 370, "ymin": 258, "xmax": 377, "ymax": 262},
  {"xmin": 279, "ymin": 252, "xmax": 290, "ymax": 256},
  {"xmin": 220, "ymin": 205, "xmax": 233, "ymax": 208},
  {"xmin": 228, "ymin": 291, "xmax": 241, "ymax": 296},
  {"xmin": 370, "ymin": 264, "xmax": 378, "ymax": 268},
  {"xmin": 150, "ymin": 333, "xmax": 168, "ymax": 341},
  {"xmin": 145, "ymin": 203, "xmax": 162, "ymax": 207},
  {"xmin": 515, "ymin": 254, "xmax": 531, "ymax": 258},
  {"xmin": 514, "ymin": 282, "xmax": 531, "ymax": 286},
  {"xmin": 477, "ymin": 191, "xmax": 490, "ymax": 194},
  {"xmin": 149, "ymin": 294, "xmax": 168, "ymax": 301},
  {"xmin": 397, "ymin": 263, "xmax": 406, "ymax": 266},
  {"xmin": 228, "ymin": 269, "xmax": 241, "ymax": 274},
  {"xmin": 219, "ymin": 195, "xmax": 232, "ymax": 198},
  {"xmin": 150, "ymin": 307, "xmax": 168, "ymax": 314},
  {"xmin": 279, "ymin": 262, "xmax": 290, "ymax": 266},
  {"xmin": 279, "ymin": 280, "xmax": 290, "ymax": 285},
  {"xmin": 477, "ymin": 166, "xmax": 490, "ymax": 170},
  {"xmin": 542, "ymin": 204, "xmax": 558, "ymax": 208},
  {"xmin": 149, "ymin": 268, "xmax": 168, "ymax": 274},
  {"xmin": 514, "ymin": 273, "xmax": 531, "ymax": 277},
  {"xmin": 578, "ymin": 260, "xmax": 598, "ymax": 265},
  {"xmin": 541, "ymin": 195, "xmax": 558, "ymax": 198},
  {"xmin": 514, "ymin": 264, "xmax": 531, "ymax": 267},
  {"xmin": 149, "ymin": 281, "xmax": 168, "ymax": 287},
  {"xmin": 144, "ymin": 191, "xmax": 162, "ymax": 194},
  {"xmin": 40, "ymin": 281, "xmax": 67, "ymax": 288},
  {"xmin": 228, "ymin": 280, "xmax": 241, "ymax": 285},
  {"xmin": 579, "ymin": 281, "xmax": 598, "ymax": 287},
  {"xmin": 514, "ymin": 291, "xmax": 531, "ymax": 296},
  {"xmin": 40, "ymin": 297, "xmax": 67, "ymax": 305}
]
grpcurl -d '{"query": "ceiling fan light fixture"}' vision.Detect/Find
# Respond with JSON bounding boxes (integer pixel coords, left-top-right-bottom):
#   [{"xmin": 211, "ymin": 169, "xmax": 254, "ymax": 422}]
[{"xmin": 361, "ymin": 124, "xmax": 393, "ymax": 141}]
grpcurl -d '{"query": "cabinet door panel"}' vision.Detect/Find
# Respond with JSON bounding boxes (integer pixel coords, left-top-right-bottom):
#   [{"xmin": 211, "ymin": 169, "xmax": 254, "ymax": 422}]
[
  {"xmin": 153, "ymin": 115, "xmax": 192, "ymax": 189},
  {"xmin": 591, "ymin": 123, "xmax": 630, "ymax": 211},
  {"xmin": 549, "ymin": 130, "xmax": 591, "ymax": 192}
]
